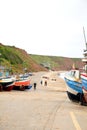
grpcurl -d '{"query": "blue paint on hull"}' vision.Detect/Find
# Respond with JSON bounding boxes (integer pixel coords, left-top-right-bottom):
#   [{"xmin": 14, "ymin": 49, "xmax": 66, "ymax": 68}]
[
  {"xmin": 81, "ymin": 78, "xmax": 87, "ymax": 89},
  {"xmin": 25, "ymin": 85, "xmax": 32, "ymax": 89},
  {"xmin": 65, "ymin": 78, "xmax": 82, "ymax": 93},
  {"xmin": 64, "ymin": 77, "xmax": 83, "ymax": 102}
]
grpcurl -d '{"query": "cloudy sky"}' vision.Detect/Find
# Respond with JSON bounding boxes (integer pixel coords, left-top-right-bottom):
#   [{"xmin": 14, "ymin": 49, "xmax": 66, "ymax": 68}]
[{"xmin": 0, "ymin": 0, "xmax": 87, "ymax": 58}]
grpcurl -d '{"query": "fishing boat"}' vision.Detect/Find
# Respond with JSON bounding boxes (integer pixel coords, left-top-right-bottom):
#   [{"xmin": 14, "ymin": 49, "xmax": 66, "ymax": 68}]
[
  {"xmin": 80, "ymin": 27, "xmax": 87, "ymax": 104},
  {"xmin": 19, "ymin": 74, "xmax": 30, "ymax": 80},
  {"xmin": 64, "ymin": 27, "xmax": 87, "ymax": 105},
  {"xmin": 81, "ymin": 53, "xmax": 87, "ymax": 104},
  {"xmin": 0, "ymin": 77, "xmax": 14, "ymax": 91},
  {"xmin": 13, "ymin": 78, "xmax": 31, "ymax": 91},
  {"xmin": 64, "ymin": 69, "xmax": 83, "ymax": 102}
]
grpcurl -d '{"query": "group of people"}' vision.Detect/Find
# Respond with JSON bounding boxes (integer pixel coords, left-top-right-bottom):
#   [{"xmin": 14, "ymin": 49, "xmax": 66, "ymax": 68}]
[
  {"xmin": 33, "ymin": 80, "xmax": 47, "ymax": 90},
  {"xmin": 41, "ymin": 80, "xmax": 47, "ymax": 86}
]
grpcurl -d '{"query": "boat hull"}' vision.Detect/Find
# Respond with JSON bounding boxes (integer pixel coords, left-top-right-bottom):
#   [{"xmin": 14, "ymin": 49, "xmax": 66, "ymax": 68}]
[
  {"xmin": 25, "ymin": 85, "xmax": 32, "ymax": 89},
  {"xmin": 65, "ymin": 77, "xmax": 82, "ymax": 102},
  {"xmin": 13, "ymin": 79, "xmax": 30, "ymax": 91},
  {"xmin": 0, "ymin": 79, "xmax": 14, "ymax": 91},
  {"xmin": 66, "ymin": 91, "xmax": 81, "ymax": 102},
  {"xmin": 81, "ymin": 73, "xmax": 87, "ymax": 88},
  {"xmin": 82, "ymin": 86, "xmax": 87, "ymax": 103},
  {"xmin": 81, "ymin": 73, "xmax": 87, "ymax": 103}
]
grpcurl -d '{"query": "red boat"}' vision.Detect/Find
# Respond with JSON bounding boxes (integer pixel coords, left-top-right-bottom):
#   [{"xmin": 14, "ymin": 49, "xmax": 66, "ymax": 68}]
[{"xmin": 14, "ymin": 79, "xmax": 30, "ymax": 91}]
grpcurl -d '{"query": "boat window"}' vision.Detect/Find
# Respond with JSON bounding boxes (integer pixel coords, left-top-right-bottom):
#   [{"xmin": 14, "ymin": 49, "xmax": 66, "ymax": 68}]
[
  {"xmin": 68, "ymin": 71, "xmax": 76, "ymax": 77},
  {"xmin": 72, "ymin": 70, "xmax": 80, "ymax": 79}
]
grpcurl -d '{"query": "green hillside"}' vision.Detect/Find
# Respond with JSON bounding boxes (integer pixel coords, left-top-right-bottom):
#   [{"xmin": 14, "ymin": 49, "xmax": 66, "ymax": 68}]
[
  {"xmin": 30, "ymin": 54, "xmax": 83, "ymax": 70},
  {"xmin": 0, "ymin": 43, "xmax": 83, "ymax": 74},
  {"xmin": 0, "ymin": 43, "xmax": 47, "ymax": 74}
]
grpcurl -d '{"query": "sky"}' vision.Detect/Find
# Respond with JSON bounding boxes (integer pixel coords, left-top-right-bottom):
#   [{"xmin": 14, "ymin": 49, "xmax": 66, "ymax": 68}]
[{"xmin": 0, "ymin": 0, "xmax": 87, "ymax": 58}]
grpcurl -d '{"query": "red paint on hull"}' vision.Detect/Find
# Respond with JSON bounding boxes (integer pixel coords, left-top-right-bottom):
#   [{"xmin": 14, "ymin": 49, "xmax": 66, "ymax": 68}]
[{"xmin": 14, "ymin": 80, "xmax": 30, "ymax": 86}]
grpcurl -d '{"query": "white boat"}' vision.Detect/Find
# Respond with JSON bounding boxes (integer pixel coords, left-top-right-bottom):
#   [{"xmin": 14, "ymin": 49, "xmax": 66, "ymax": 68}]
[{"xmin": 0, "ymin": 77, "xmax": 14, "ymax": 91}]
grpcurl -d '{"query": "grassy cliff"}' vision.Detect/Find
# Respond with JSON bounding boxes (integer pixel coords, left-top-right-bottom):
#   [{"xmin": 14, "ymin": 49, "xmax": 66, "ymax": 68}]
[
  {"xmin": 0, "ymin": 43, "xmax": 47, "ymax": 73},
  {"xmin": 30, "ymin": 54, "xmax": 83, "ymax": 71},
  {"xmin": 0, "ymin": 43, "xmax": 83, "ymax": 73}
]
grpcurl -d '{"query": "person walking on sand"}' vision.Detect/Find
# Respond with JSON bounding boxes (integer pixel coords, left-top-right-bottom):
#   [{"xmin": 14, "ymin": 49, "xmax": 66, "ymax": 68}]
[
  {"xmin": 44, "ymin": 80, "xmax": 47, "ymax": 86},
  {"xmin": 34, "ymin": 83, "xmax": 37, "ymax": 90},
  {"xmin": 40, "ymin": 80, "xmax": 43, "ymax": 85}
]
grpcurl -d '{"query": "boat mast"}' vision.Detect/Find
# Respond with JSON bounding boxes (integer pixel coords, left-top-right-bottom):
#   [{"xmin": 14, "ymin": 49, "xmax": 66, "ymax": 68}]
[
  {"xmin": 82, "ymin": 27, "xmax": 87, "ymax": 73},
  {"xmin": 83, "ymin": 27, "xmax": 87, "ymax": 57}
]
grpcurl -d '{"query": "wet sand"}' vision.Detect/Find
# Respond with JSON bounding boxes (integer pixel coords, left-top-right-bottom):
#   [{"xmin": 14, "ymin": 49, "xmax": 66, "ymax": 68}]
[{"xmin": 0, "ymin": 71, "xmax": 67, "ymax": 130}]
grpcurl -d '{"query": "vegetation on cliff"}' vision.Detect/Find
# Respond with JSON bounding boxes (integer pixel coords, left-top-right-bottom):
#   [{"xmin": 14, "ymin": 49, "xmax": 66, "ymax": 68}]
[
  {"xmin": 0, "ymin": 43, "xmax": 47, "ymax": 74},
  {"xmin": 0, "ymin": 43, "xmax": 83, "ymax": 74},
  {"xmin": 30, "ymin": 54, "xmax": 83, "ymax": 70}
]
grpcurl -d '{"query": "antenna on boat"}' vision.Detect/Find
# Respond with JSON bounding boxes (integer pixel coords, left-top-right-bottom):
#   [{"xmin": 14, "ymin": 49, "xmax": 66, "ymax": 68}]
[{"xmin": 83, "ymin": 27, "xmax": 87, "ymax": 52}]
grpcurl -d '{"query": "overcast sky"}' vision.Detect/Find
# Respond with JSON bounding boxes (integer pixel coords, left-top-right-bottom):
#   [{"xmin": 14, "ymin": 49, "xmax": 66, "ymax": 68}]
[{"xmin": 0, "ymin": 0, "xmax": 87, "ymax": 58}]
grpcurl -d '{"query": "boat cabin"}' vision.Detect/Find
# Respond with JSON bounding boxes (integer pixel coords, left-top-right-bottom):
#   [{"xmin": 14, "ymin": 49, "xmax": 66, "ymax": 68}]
[{"xmin": 68, "ymin": 69, "xmax": 80, "ymax": 80}]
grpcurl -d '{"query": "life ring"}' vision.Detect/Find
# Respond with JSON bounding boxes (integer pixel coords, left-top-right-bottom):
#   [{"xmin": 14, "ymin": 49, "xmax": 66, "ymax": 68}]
[
  {"xmin": 20, "ymin": 85, "xmax": 25, "ymax": 91},
  {"xmin": 0, "ymin": 84, "xmax": 3, "ymax": 91}
]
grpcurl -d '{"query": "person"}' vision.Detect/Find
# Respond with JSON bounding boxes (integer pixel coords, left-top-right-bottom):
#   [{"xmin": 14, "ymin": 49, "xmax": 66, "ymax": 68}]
[
  {"xmin": 34, "ymin": 83, "xmax": 37, "ymax": 90},
  {"xmin": 44, "ymin": 80, "xmax": 47, "ymax": 86},
  {"xmin": 40, "ymin": 80, "xmax": 43, "ymax": 85}
]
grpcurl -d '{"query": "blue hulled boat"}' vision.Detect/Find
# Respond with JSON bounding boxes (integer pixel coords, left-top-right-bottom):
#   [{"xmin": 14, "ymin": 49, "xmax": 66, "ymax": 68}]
[
  {"xmin": 64, "ymin": 69, "xmax": 83, "ymax": 102},
  {"xmin": 64, "ymin": 27, "xmax": 87, "ymax": 105}
]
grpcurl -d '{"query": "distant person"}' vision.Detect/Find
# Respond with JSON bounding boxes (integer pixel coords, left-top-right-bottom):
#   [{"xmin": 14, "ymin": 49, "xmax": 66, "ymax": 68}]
[
  {"xmin": 44, "ymin": 81, "xmax": 47, "ymax": 86},
  {"xmin": 34, "ymin": 83, "xmax": 37, "ymax": 90},
  {"xmin": 40, "ymin": 80, "xmax": 43, "ymax": 85}
]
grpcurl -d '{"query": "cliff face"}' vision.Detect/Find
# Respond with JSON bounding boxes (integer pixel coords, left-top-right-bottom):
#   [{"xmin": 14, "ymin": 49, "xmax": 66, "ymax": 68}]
[
  {"xmin": 30, "ymin": 55, "xmax": 83, "ymax": 71},
  {"xmin": 0, "ymin": 43, "xmax": 83, "ymax": 73},
  {"xmin": 0, "ymin": 44, "xmax": 47, "ymax": 73}
]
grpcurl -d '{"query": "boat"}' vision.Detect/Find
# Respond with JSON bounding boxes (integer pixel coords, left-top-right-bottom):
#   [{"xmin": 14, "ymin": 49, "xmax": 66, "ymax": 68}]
[
  {"xmin": 13, "ymin": 74, "xmax": 31, "ymax": 91},
  {"xmin": 19, "ymin": 74, "xmax": 30, "ymax": 80},
  {"xmin": 64, "ymin": 69, "xmax": 83, "ymax": 102},
  {"xmin": 80, "ymin": 27, "xmax": 87, "ymax": 104},
  {"xmin": 0, "ymin": 68, "xmax": 15, "ymax": 91},
  {"xmin": 64, "ymin": 27, "xmax": 87, "ymax": 105},
  {"xmin": 81, "ymin": 60, "xmax": 87, "ymax": 104},
  {"xmin": 0, "ymin": 77, "xmax": 15, "ymax": 91}
]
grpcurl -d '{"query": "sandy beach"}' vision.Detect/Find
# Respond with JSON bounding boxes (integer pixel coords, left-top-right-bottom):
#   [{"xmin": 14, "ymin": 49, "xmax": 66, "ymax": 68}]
[
  {"xmin": 0, "ymin": 71, "xmax": 67, "ymax": 130},
  {"xmin": 1, "ymin": 71, "xmax": 87, "ymax": 130}
]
